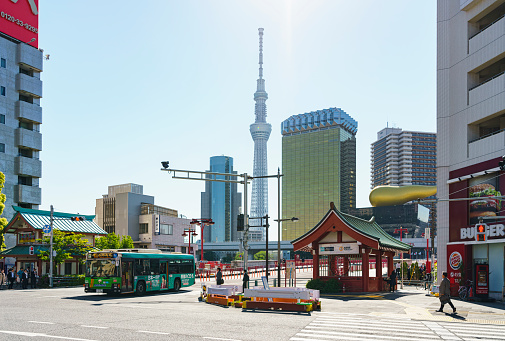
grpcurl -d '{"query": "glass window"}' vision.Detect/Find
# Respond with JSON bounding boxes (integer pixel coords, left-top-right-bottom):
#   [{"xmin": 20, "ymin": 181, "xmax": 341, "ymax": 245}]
[
  {"xmin": 150, "ymin": 259, "xmax": 160, "ymax": 275},
  {"xmin": 139, "ymin": 223, "xmax": 148, "ymax": 234},
  {"xmin": 160, "ymin": 224, "xmax": 173, "ymax": 235},
  {"xmin": 65, "ymin": 263, "xmax": 72, "ymax": 275},
  {"xmin": 1, "ymin": 86, "xmax": 5, "ymax": 96},
  {"xmin": 0, "ymin": 114, "xmax": 4, "ymax": 124},
  {"xmin": 0, "ymin": 58, "xmax": 5, "ymax": 68},
  {"xmin": 0, "ymin": 143, "xmax": 4, "ymax": 153}
]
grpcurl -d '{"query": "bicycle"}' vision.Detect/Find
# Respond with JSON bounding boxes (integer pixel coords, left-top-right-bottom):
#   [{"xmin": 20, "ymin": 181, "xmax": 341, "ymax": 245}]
[{"xmin": 458, "ymin": 280, "xmax": 474, "ymax": 300}]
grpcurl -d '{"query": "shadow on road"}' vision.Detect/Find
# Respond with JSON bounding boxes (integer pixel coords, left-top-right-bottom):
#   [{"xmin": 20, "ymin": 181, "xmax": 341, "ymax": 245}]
[{"xmin": 62, "ymin": 289, "xmax": 191, "ymax": 302}]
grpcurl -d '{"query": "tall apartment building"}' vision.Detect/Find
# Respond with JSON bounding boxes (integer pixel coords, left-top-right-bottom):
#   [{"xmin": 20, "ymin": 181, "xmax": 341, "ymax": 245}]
[
  {"xmin": 281, "ymin": 107, "xmax": 357, "ymax": 241},
  {"xmin": 438, "ymin": 0, "xmax": 505, "ymax": 299},
  {"xmin": 0, "ymin": 1, "xmax": 42, "ymax": 248},
  {"xmin": 201, "ymin": 156, "xmax": 242, "ymax": 243},
  {"xmin": 371, "ymin": 127, "xmax": 436, "ymax": 188}
]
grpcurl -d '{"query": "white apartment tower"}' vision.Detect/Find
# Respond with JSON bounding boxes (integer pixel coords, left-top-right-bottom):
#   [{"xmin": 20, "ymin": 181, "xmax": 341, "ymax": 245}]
[
  {"xmin": 437, "ymin": 0, "xmax": 505, "ymax": 298},
  {"xmin": 371, "ymin": 127, "xmax": 436, "ymax": 188}
]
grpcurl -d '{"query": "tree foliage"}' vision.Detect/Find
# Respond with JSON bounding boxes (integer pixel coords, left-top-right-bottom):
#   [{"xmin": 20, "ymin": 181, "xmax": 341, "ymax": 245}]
[
  {"xmin": 37, "ymin": 229, "xmax": 94, "ymax": 267},
  {"xmin": 234, "ymin": 252, "xmax": 244, "ymax": 260},
  {"xmin": 253, "ymin": 251, "xmax": 275, "ymax": 260},
  {"xmin": 0, "ymin": 172, "xmax": 8, "ymax": 251},
  {"xmin": 95, "ymin": 233, "xmax": 134, "ymax": 250}
]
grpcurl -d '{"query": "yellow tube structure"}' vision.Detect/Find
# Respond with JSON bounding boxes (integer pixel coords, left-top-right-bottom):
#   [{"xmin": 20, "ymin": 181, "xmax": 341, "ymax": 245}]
[{"xmin": 369, "ymin": 185, "xmax": 437, "ymax": 207}]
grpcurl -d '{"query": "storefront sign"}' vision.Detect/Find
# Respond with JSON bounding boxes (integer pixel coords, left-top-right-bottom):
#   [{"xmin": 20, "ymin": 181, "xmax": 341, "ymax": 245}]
[
  {"xmin": 319, "ymin": 243, "xmax": 359, "ymax": 255},
  {"xmin": 0, "ymin": 0, "xmax": 39, "ymax": 48},
  {"xmin": 460, "ymin": 224, "xmax": 505, "ymax": 240},
  {"xmin": 155, "ymin": 215, "xmax": 160, "ymax": 235},
  {"xmin": 447, "ymin": 244, "xmax": 466, "ymax": 284}
]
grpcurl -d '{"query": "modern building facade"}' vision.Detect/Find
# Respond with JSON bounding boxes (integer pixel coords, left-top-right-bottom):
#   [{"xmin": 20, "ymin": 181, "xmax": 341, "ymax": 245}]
[
  {"xmin": 249, "ymin": 28, "xmax": 272, "ymax": 241},
  {"xmin": 371, "ymin": 127, "xmax": 436, "ymax": 188},
  {"xmin": 201, "ymin": 156, "xmax": 242, "ymax": 243},
  {"xmin": 281, "ymin": 108, "xmax": 357, "ymax": 241},
  {"xmin": 0, "ymin": 5, "xmax": 43, "ymax": 248},
  {"xmin": 95, "ymin": 183, "xmax": 193, "ymax": 253},
  {"xmin": 438, "ymin": 0, "xmax": 505, "ymax": 299}
]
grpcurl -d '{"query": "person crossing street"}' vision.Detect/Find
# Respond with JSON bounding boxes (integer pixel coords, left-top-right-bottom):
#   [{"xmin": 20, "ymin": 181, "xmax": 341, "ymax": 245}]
[{"xmin": 437, "ymin": 271, "xmax": 456, "ymax": 313}]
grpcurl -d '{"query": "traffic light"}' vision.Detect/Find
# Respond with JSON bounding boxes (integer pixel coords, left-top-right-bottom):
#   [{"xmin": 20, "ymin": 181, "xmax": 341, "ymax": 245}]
[
  {"xmin": 71, "ymin": 216, "xmax": 86, "ymax": 222},
  {"xmin": 237, "ymin": 214, "xmax": 244, "ymax": 231},
  {"xmin": 475, "ymin": 223, "xmax": 487, "ymax": 242},
  {"xmin": 29, "ymin": 246, "xmax": 34, "ymax": 255}
]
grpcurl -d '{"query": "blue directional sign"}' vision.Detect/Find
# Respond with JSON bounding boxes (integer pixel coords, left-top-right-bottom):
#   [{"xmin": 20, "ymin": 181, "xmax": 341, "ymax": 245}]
[{"xmin": 43, "ymin": 224, "xmax": 52, "ymax": 234}]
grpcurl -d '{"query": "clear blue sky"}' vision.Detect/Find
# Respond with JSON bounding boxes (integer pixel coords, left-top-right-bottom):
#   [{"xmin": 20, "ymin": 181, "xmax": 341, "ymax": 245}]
[{"xmin": 38, "ymin": 1, "xmax": 436, "ymax": 240}]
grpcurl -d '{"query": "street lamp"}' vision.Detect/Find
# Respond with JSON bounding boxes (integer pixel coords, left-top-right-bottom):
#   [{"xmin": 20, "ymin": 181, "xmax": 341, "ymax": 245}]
[
  {"xmin": 274, "ymin": 217, "xmax": 299, "ymax": 286},
  {"xmin": 190, "ymin": 218, "xmax": 214, "ymax": 262},
  {"xmin": 182, "ymin": 227, "xmax": 198, "ymax": 255}
]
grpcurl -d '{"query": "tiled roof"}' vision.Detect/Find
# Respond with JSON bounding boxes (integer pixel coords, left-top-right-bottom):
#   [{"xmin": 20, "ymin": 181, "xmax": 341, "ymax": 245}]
[
  {"xmin": 6, "ymin": 206, "xmax": 107, "ymax": 235},
  {"xmin": 0, "ymin": 245, "xmax": 49, "ymax": 256}
]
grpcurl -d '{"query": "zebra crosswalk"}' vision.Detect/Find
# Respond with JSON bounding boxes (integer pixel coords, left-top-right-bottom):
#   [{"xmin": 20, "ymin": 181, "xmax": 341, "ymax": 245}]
[{"xmin": 290, "ymin": 312, "xmax": 505, "ymax": 341}]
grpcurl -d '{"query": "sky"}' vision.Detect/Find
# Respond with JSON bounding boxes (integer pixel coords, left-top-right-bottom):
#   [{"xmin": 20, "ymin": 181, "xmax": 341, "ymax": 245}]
[{"xmin": 37, "ymin": 1, "xmax": 436, "ymax": 241}]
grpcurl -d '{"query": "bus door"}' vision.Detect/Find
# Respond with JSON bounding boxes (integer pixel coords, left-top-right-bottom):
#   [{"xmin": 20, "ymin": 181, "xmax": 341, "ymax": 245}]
[
  {"xmin": 121, "ymin": 260, "xmax": 133, "ymax": 292},
  {"xmin": 160, "ymin": 261, "xmax": 168, "ymax": 290}
]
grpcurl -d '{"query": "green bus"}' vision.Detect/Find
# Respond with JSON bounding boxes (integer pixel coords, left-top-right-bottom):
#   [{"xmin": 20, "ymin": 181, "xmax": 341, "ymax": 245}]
[{"xmin": 84, "ymin": 250, "xmax": 195, "ymax": 295}]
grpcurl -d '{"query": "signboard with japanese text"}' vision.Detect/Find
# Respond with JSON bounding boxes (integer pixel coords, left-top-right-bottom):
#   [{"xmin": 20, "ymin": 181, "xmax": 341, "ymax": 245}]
[
  {"xmin": 0, "ymin": 0, "xmax": 39, "ymax": 48},
  {"xmin": 155, "ymin": 215, "xmax": 160, "ymax": 235},
  {"xmin": 319, "ymin": 243, "xmax": 359, "ymax": 255}
]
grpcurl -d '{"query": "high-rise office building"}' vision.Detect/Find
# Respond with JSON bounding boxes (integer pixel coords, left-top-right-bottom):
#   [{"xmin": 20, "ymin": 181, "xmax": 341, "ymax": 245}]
[
  {"xmin": 0, "ymin": 1, "xmax": 42, "ymax": 247},
  {"xmin": 437, "ymin": 0, "xmax": 505, "ymax": 299},
  {"xmin": 371, "ymin": 127, "xmax": 436, "ymax": 188},
  {"xmin": 281, "ymin": 108, "xmax": 357, "ymax": 241},
  {"xmin": 250, "ymin": 28, "xmax": 271, "ymax": 241},
  {"xmin": 201, "ymin": 156, "xmax": 242, "ymax": 243}
]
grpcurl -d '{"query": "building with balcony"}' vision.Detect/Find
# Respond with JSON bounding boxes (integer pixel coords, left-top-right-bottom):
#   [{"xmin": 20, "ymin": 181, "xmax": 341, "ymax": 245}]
[
  {"xmin": 281, "ymin": 107, "xmax": 357, "ymax": 241},
  {"xmin": 438, "ymin": 0, "xmax": 505, "ymax": 299},
  {"xmin": 95, "ymin": 183, "xmax": 194, "ymax": 253},
  {"xmin": 0, "ymin": 34, "xmax": 43, "ymax": 248},
  {"xmin": 371, "ymin": 127, "xmax": 436, "ymax": 188}
]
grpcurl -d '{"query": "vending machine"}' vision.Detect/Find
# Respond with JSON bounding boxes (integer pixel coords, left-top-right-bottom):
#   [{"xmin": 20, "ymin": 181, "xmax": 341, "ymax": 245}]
[{"xmin": 474, "ymin": 264, "xmax": 489, "ymax": 298}]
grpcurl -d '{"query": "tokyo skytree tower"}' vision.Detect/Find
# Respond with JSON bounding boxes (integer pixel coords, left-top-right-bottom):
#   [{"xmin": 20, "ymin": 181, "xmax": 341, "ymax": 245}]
[{"xmin": 249, "ymin": 28, "xmax": 271, "ymax": 241}]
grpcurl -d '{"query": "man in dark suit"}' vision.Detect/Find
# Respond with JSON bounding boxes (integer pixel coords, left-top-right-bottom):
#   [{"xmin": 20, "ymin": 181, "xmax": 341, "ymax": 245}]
[
  {"xmin": 21, "ymin": 269, "xmax": 28, "ymax": 289},
  {"xmin": 7, "ymin": 268, "xmax": 16, "ymax": 289}
]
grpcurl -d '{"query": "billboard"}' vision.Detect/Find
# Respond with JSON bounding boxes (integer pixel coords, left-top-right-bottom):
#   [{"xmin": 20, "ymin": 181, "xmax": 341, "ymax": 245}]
[
  {"xmin": 468, "ymin": 174, "xmax": 502, "ymax": 225},
  {"xmin": 0, "ymin": 0, "xmax": 39, "ymax": 48}
]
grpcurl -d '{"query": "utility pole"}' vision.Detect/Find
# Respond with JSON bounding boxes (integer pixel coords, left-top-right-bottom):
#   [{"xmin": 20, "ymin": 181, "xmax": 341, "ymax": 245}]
[{"xmin": 49, "ymin": 205, "xmax": 54, "ymax": 288}]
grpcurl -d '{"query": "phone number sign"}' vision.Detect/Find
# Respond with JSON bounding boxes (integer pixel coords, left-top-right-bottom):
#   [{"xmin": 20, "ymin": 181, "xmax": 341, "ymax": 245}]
[{"xmin": 0, "ymin": 0, "xmax": 39, "ymax": 48}]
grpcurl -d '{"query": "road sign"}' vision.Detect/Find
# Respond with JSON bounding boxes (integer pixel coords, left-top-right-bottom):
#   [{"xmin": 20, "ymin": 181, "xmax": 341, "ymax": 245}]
[
  {"xmin": 43, "ymin": 224, "xmax": 51, "ymax": 234},
  {"xmin": 424, "ymin": 228, "xmax": 431, "ymax": 239}
]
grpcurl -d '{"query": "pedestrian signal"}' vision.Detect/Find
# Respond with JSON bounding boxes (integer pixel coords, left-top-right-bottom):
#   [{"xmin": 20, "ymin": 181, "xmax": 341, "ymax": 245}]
[
  {"xmin": 29, "ymin": 246, "xmax": 34, "ymax": 255},
  {"xmin": 475, "ymin": 223, "xmax": 487, "ymax": 242},
  {"xmin": 71, "ymin": 216, "xmax": 86, "ymax": 221}
]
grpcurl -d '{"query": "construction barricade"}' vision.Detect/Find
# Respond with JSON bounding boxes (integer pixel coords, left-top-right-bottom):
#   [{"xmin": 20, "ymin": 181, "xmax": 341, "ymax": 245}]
[
  {"xmin": 200, "ymin": 284, "xmax": 242, "ymax": 307},
  {"xmin": 240, "ymin": 287, "xmax": 320, "ymax": 313}
]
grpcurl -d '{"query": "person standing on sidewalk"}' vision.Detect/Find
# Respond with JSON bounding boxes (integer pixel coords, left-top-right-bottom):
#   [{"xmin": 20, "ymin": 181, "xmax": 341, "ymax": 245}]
[
  {"xmin": 216, "ymin": 268, "xmax": 223, "ymax": 285},
  {"xmin": 0, "ymin": 269, "xmax": 6, "ymax": 289},
  {"xmin": 437, "ymin": 272, "xmax": 456, "ymax": 313},
  {"xmin": 242, "ymin": 270, "xmax": 249, "ymax": 293},
  {"xmin": 7, "ymin": 268, "xmax": 16, "ymax": 289}
]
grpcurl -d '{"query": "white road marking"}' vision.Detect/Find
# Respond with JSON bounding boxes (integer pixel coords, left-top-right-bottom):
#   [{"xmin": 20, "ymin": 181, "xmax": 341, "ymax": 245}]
[
  {"xmin": 80, "ymin": 325, "xmax": 109, "ymax": 329},
  {"xmin": 0, "ymin": 330, "xmax": 98, "ymax": 341},
  {"xmin": 138, "ymin": 330, "xmax": 171, "ymax": 335},
  {"xmin": 203, "ymin": 337, "xmax": 243, "ymax": 341},
  {"xmin": 28, "ymin": 321, "xmax": 55, "ymax": 324}
]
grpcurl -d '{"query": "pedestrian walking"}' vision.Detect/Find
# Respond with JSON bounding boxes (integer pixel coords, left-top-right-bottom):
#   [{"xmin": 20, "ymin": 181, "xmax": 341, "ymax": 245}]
[
  {"xmin": 30, "ymin": 268, "xmax": 37, "ymax": 289},
  {"xmin": 437, "ymin": 272, "xmax": 456, "ymax": 313},
  {"xmin": 216, "ymin": 268, "xmax": 223, "ymax": 285},
  {"xmin": 21, "ymin": 269, "xmax": 28, "ymax": 289},
  {"xmin": 0, "ymin": 269, "xmax": 6, "ymax": 289},
  {"xmin": 17, "ymin": 267, "xmax": 24, "ymax": 287},
  {"xmin": 242, "ymin": 270, "xmax": 249, "ymax": 293},
  {"xmin": 7, "ymin": 268, "xmax": 16, "ymax": 289},
  {"xmin": 389, "ymin": 270, "xmax": 397, "ymax": 292}
]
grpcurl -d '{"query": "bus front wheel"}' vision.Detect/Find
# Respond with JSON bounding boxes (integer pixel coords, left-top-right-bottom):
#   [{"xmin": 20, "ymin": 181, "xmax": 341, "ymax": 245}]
[
  {"xmin": 174, "ymin": 278, "xmax": 181, "ymax": 292},
  {"xmin": 136, "ymin": 281, "xmax": 146, "ymax": 296}
]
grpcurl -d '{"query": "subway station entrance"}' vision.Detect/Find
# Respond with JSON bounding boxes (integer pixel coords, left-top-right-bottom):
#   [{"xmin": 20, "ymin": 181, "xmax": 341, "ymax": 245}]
[{"xmin": 292, "ymin": 203, "xmax": 411, "ymax": 292}]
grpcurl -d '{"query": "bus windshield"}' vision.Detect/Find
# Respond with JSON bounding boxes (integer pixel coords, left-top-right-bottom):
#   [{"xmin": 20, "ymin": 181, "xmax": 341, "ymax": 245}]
[{"xmin": 86, "ymin": 259, "xmax": 118, "ymax": 278}]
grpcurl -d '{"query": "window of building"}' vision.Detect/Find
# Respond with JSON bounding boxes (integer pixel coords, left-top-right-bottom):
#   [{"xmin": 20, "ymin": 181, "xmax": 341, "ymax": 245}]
[
  {"xmin": 19, "ymin": 67, "xmax": 33, "ymax": 77},
  {"xmin": 18, "ymin": 176, "xmax": 32, "ymax": 186},
  {"xmin": 160, "ymin": 224, "xmax": 173, "ymax": 235},
  {"xmin": 0, "ymin": 58, "xmax": 5, "ymax": 68},
  {"xmin": 1, "ymin": 86, "xmax": 5, "ymax": 96},
  {"xmin": 18, "ymin": 148, "xmax": 33, "ymax": 158},
  {"xmin": 0, "ymin": 143, "xmax": 5, "ymax": 153},
  {"xmin": 139, "ymin": 223, "xmax": 149, "ymax": 234},
  {"xmin": 0, "ymin": 114, "xmax": 5, "ymax": 124},
  {"xmin": 18, "ymin": 203, "xmax": 32, "ymax": 209},
  {"xmin": 19, "ymin": 120, "xmax": 34, "ymax": 131},
  {"xmin": 65, "ymin": 263, "xmax": 72, "ymax": 275},
  {"xmin": 19, "ymin": 94, "xmax": 33, "ymax": 103}
]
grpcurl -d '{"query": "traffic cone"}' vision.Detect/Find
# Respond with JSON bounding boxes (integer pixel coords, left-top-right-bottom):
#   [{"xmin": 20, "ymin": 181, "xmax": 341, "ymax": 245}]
[{"xmin": 469, "ymin": 286, "xmax": 473, "ymax": 298}]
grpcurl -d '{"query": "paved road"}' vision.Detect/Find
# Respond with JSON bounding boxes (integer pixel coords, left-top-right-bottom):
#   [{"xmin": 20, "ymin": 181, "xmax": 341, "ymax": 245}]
[{"xmin": 1, "ymin": 273, "xmax": 504, "ymax": 341}]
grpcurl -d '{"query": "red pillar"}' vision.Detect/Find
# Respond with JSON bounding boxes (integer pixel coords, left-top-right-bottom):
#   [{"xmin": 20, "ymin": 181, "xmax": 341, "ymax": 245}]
[
  {"xmin": 387, "ymin": 251, "xmax": 394, "ymax": 276},
  {"xmin": 343, "ymin": 256, "xmax": 349, "ymax": 276},
  {"xmin": 313, "ymin": 242, "xmax": 319, "ymax": 279},
  {"xmin": 375, "ymin": 251, "xmax": 382, "ymax": 278},
  {"xmin": 362, "ymin": 248, "xmax": 369, "ymax": 292}
]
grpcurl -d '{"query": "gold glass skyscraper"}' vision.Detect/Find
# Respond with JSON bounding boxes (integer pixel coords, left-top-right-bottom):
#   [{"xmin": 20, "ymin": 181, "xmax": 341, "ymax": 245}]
[{"xmin": 281, "ymin": 108, "xmax": 357, "ymax": 241}]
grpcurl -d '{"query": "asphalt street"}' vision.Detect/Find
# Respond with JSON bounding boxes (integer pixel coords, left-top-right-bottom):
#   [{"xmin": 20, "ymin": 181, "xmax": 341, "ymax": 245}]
[{"xmin": 1, "ymin": 273, "xmax": 505, "ymax": 341}]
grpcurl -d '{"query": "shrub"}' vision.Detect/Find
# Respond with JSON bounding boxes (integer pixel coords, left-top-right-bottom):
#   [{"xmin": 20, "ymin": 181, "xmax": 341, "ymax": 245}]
[{"xmin": 306, "ymin": 278, "xmax": 342, "ymax": 293}]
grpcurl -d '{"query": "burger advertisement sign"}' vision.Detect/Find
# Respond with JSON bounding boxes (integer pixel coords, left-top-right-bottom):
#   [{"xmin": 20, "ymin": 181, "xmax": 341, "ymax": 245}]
[{"xmin": 469, "ymin": 178, "xmax": 501, "ymax": 224}]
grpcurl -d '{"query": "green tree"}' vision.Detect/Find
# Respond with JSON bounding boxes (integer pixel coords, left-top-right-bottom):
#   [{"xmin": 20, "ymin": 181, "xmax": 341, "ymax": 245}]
[
  {"xmin": 222, "ymin": 253, "xmax": 234, "ymax": 263},
  {"xmin": 0, "ymin": 172, "xmax": 8, "ymax": 251},
  {"xmin": 37, "ymin": 229, "xmax": 94, "ymax": 270},
  {"xmin": 120, "ymin": 235, "xmax": 134, "ymax": 249},
  {"xmin": 203, "ymin": 251, "xmax": 218, "ymax": 261},
  {"xmin": 95, "ymin": 233, "xmax": 120, "ymax": 250},
  {"xmin": 234, "ymin": 252, "xmax": 243, "ymax": 260}
]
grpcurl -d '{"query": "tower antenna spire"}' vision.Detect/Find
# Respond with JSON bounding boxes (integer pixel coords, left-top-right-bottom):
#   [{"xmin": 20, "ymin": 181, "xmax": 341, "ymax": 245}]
[{"xmin": 258, "ymin": 28, "xmax": 264, "ymax": 80}]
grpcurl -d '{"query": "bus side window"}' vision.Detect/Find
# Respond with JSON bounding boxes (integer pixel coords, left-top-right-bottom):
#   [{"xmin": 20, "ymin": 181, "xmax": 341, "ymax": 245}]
[
  {"xmin": 169, "ymin": 260, "xmax": 179, "ymax": 274},
  {"xmin": 142, "ymin": 259, "xmax": 151, "ymax": 275},
  {"xmin": 134, "ymin": 260, "xmax": 143, "ymax": 276},
  {"xmin": 150, "ymin": 259, "xmax": 160, "ymax": 275}
]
